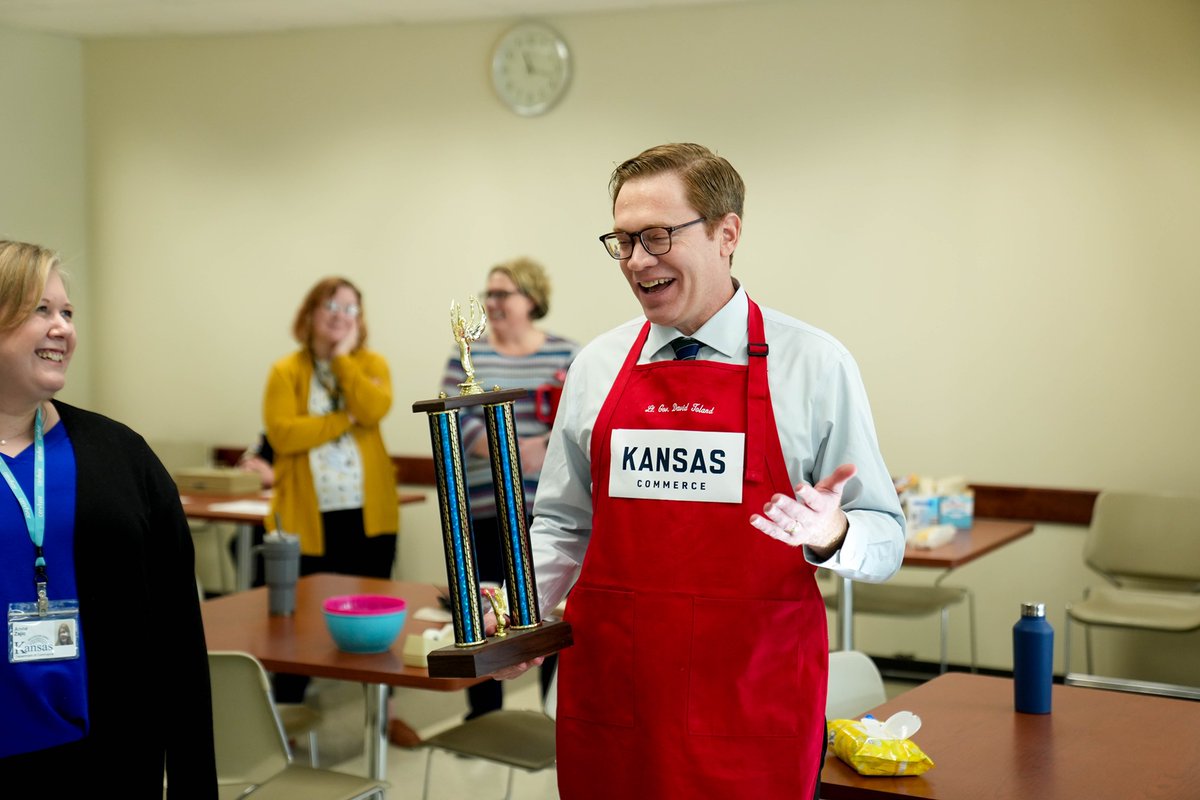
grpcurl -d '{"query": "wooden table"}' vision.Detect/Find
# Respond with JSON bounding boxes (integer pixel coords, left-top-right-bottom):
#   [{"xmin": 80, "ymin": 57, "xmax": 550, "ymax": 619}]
[
  {"xmin": 181, "ymin": 489, "xmax": 425, "ymax": 592},
  {"xmin": 836, "ymin": 519, "xmax": 1035, "ymax": 651},
  {"xmin": 820, "ymin": 672, "xmax": 1200, "ymax": 799},
  {"xmin": 202, "ymin": 573, "xmax": 482, "ymax": 786}
]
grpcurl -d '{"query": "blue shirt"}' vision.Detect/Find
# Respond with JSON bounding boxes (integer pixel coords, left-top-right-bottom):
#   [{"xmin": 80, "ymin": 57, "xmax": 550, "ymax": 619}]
[{"xmin": 0, "ymin": 421, "xmax": 87, "ymax": 758}]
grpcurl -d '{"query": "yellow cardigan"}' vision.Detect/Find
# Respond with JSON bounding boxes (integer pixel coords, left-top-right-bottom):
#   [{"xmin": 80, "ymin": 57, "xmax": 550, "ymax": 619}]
[{"xmin": 263, "ymin": 348, "xmax": 399, "ymax": 556}]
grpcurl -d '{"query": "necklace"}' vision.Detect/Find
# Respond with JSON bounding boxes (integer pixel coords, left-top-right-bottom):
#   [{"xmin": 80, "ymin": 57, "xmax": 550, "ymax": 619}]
[{"xmin": 1, "ymin": 407, "xmax": 39, "ymax": 447}]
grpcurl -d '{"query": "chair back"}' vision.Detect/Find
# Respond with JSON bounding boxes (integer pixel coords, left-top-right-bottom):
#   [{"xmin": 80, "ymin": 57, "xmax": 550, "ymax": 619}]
[
  {"xmin": 1086, "ymin": 491, "xmax": 1200, "ymax": 588},
  {"xmin": 826, "ymin": 650, "xmax": 887, "ymax": 720},
  {"xmin": 208, "ymin": 651, "xmax": 291, "ymax": 787}
]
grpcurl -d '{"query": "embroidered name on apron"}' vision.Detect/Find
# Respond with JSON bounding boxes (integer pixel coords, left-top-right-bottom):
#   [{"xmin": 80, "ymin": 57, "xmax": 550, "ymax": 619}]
[{"xmin": 609, "ymin": 428, "xmax": 745, "ymax": 503}]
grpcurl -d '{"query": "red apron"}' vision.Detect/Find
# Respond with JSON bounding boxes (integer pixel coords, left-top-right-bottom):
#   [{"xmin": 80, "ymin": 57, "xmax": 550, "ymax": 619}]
[{"xmin": 556, "ymin": 298, "xmax": 828, "ymax": 799}]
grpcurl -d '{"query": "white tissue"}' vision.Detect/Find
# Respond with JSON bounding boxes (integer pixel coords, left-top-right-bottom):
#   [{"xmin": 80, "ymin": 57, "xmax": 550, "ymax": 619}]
[
  {"xmin": 423, "ymin": 623, "xmax": 454, "ymax": 641},
  {"xmin": 412, "ymin": 606, "xmax": 453, "ymax": 623},
  {"xmin": 858, "ymin": 711, "xmax": 922, "ymax": 740},
  {"xmin": 907, "ymin": 523, "xmax": 957, "ymax": 549}
]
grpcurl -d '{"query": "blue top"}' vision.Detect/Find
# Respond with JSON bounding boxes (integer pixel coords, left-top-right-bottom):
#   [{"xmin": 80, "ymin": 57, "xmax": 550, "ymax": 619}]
[{"xmin": 0, "ymin": 421, "xmax": 86, "ymax": 758}]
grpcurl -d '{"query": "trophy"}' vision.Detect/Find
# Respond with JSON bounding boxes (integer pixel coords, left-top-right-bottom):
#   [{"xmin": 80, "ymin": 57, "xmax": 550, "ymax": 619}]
[{"xmin": 412, "ymin": 297, "xmax": 572, "ymax": 678}]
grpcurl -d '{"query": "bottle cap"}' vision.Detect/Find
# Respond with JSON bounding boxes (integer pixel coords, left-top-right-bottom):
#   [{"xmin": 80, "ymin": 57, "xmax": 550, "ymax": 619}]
[{"xmin": 1021, "ymin": 602, "xmax": 1046, "ymax": 617}]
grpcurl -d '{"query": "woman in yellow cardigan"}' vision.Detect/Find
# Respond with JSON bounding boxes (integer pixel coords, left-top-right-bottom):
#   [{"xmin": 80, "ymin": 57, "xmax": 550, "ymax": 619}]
[
  {"xmin": 263, "ymin": 277, "xmax": 414, "ymax": 746},
  {"xmin": 264, "ymin": 276, "xmax": 398, "ymax": 571}
]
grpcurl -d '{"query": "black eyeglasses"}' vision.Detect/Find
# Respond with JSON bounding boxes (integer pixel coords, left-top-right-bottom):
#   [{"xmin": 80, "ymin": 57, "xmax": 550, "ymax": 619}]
[
  {"xmin": 479, "ymin": 290, "xmax": 524, "ymax": 302},
  {"xmin": 598, "ymin": 217, "xmax": 706, "ymax": 260}
]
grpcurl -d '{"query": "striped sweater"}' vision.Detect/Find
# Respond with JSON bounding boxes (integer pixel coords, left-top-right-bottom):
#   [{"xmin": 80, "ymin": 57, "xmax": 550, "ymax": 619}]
[{"xmin": 438, "ymin": 333, "xmax": 579, "ymax": 519}]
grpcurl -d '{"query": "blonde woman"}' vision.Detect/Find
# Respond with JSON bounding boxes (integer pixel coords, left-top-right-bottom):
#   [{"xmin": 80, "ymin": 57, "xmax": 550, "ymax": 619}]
[{"xmin": 0, "ymin": 240, "xmax": 215, "ymax": 796}]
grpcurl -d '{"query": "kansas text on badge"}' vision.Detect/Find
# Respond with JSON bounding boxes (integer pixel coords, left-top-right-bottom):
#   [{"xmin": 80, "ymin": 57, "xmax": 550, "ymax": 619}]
[{"xmin": 609, "ymin": 429, "xmax": 745, "ymax": 503}]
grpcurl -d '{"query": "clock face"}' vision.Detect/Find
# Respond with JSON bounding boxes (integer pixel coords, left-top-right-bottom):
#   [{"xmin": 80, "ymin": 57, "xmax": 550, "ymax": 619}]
[{"xmin": 491, "ymin": 23, "xmax": 571, "ymax": 117}]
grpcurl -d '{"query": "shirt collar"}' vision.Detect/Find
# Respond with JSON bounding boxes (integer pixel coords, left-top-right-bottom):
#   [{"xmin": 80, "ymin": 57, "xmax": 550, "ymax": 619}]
[{"xmin": 645, "ymin": 283, "xmax": 747, "ymax": 360}]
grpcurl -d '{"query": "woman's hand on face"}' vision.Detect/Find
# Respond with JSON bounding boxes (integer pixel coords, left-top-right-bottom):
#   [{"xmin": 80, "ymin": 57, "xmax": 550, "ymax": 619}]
[{"xmin": 332, "ymin": 319, "xmax": 359, "ymax": 358}]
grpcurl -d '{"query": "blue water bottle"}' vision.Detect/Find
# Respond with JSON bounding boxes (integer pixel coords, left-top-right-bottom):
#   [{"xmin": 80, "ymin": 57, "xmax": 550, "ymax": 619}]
[{"xmin": 1013, "ymin": 602, "xmax": 1054, "ymax": 714}]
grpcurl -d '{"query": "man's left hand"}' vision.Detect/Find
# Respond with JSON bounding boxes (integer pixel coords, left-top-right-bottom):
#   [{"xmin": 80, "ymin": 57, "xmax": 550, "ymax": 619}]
[{"xmin": 750, "ymin": 463, "xmax": 857, "ymax": 555}]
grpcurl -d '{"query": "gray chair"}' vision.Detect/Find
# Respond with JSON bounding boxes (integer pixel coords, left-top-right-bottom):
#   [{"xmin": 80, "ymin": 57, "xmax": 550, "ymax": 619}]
[
  {"xmin": 1064, "ymin": 491, "xmax": 1200, "ymax": 693},
  {"xmin": 277, "ymin": 702, "xmax": 323, "ymax": 768},
  {"xmin": 420, "ymin": 709, "xmax": 556, "ymax": 800},
  {"xmin": 207, "ymin": 650, "xmax": 387, "ymax": 800},
  {"xmin": 822, "ymin": 575, "xmax": 976, "ymax": 674},
  {"xmin": 198, "ymin": 579, "xmax": 322, "ymax": 767}
]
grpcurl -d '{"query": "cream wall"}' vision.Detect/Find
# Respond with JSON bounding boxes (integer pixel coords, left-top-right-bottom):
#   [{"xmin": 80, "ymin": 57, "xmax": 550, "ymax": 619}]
[
  {"xmin": 19, "ymin": 0, "xmax": 1198, "ymax": 679},
  {"xmin": 83, "ymin": 1, "xmax": 1200, "ymax": 488},
  {"xmin": 0, "ymin": 26, "xmax": 91, "ymax": 406}
]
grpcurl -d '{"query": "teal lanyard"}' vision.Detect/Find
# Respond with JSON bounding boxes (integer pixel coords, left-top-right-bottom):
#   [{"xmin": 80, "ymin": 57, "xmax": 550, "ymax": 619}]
[{"xmin": 0, "ymin": 407, "xmax": 49, "ymax": 613}]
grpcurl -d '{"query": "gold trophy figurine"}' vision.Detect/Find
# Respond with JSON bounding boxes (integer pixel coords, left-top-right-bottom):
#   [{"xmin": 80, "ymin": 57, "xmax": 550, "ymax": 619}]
[
  {"xmin": 450, "ymin": 297, "xmax": 486, "ymax": 396},
  {"xmin": 485, "ymin": 587, "xmax": 509, "ymax": 638}
]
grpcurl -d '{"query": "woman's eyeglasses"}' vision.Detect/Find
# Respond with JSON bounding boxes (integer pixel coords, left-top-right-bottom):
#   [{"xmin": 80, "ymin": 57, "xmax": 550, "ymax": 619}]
[
  {"xmin": 479, "ymin": 290, "xmax": 524, "ymax": 302},
  {"xmin": 323, "ymin": 300, "xmax": 361, "ymax": 318}
]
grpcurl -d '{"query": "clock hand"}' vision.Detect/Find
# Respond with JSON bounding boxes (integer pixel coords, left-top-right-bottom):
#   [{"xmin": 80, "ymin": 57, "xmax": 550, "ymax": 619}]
[{"xmin": 523, "ymin": 52, "xmax": 533, "ymax": 74}]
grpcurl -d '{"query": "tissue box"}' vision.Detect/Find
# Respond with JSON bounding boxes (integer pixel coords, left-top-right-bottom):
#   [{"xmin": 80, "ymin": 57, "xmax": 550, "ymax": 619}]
[
  {"xmin": 174, "ymin": 467, "xmax": 261, "ymax": 495},
  {"xmin": 402, "ymin": 625, "xmax": 455, "ymax": 668},
  {"xmin": 904, "ymin": 495, "xmax": 940, "ymax": 530},
  {"xmin": 938, "ymin": 492, "xmax": 975, "ymax": 529}
]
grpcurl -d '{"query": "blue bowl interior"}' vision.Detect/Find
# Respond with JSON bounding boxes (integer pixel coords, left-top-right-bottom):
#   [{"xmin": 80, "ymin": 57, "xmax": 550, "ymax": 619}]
[{"xmin": 322, "ymin": 608, "xmax": 407, "ymax": 654}]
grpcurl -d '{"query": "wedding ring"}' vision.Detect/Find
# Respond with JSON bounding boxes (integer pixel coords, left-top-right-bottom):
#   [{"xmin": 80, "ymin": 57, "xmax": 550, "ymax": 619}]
[{"xmin": 785, "ymin": 519, "xmax": 799, "ymax": 535}]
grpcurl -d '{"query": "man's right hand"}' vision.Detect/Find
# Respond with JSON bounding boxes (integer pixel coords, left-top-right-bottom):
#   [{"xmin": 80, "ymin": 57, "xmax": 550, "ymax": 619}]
[
  {"xmin": 491, "ymin": 657, "xmax": 545, "ymax": 681},
  {"xmin": 483, "ymin": 609, "xmax": 546, "ymax": 679}
]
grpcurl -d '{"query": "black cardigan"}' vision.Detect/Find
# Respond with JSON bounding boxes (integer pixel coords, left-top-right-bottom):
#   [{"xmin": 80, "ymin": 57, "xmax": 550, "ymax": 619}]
[{"xmin": 0, "ymin": 401, "xmax": 217, "ymax": 797}]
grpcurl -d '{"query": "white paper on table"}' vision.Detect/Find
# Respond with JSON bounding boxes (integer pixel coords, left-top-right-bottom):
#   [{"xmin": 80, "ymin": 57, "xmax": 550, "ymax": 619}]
[
  {"xmin": 412, "ymin": 607, "xmax": 453, "ymax": 623},
  {"xmin": 205, "ymin": 500, "xmax": 271, "ymax": 515}
]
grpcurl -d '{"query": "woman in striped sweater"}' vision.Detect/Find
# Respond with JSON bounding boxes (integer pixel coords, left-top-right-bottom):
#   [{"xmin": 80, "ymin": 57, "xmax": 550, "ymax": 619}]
[{"xmin": 439, "ymin": 256, "xmax": 579, "ymax": 720}]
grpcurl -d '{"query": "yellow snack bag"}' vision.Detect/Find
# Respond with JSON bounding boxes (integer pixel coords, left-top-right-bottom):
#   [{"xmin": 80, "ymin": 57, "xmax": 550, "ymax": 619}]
[{"xmin": 828, "ymin": 712, "xmax": 935, "ymax": 777}]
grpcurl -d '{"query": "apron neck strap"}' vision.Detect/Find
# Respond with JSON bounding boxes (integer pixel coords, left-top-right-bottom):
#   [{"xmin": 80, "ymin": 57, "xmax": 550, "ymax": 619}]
[{"xmin": 745, "ymin": 298, "xmax": 769, "ymax": 484}]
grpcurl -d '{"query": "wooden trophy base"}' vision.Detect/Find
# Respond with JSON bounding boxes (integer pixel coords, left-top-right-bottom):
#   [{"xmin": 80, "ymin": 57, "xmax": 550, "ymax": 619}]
[{"xmin": 426, "ymin": 620, "xmax": 572, "ymax": 678}]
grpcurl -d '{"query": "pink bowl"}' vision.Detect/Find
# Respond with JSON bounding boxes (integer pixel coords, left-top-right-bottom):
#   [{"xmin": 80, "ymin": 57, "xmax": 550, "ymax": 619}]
[
  {"xmin": 322, "ymin": 595, "xmax": 407, "ymax": 654},
  {"xmin": 322, "ymin": 594, "xmax": 407, "ymax": 616}
]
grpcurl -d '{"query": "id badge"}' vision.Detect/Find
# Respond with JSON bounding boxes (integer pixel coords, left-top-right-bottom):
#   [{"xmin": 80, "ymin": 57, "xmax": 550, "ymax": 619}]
[{"xmin": 8, "ymin": 600, "xmax": 81, "ymax": 663}]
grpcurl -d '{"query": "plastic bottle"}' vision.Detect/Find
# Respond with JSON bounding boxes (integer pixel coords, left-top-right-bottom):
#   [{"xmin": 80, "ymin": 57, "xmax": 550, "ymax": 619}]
[{"xmin": 1013, "ymin": 602, "xmax": 1054, "ymax": 714}]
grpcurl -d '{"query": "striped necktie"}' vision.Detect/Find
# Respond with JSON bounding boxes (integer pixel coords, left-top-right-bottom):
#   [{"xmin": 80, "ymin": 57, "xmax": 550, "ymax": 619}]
[{"xmin": 670, "ymin": 337, "xmax": 703, "ymax": 361}]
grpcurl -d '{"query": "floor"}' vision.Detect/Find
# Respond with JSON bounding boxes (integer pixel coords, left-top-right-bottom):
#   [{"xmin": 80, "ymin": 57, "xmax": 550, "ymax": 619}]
[{"xmin": 286, "ymin": 669, "xmax": 922, "ymax": 799}]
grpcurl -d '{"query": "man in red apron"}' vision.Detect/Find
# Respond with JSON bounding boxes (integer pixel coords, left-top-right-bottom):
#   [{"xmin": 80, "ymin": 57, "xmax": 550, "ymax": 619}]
[{"xmin": 494, "ymin": 143, "xmax": 905, "ymax": 799}]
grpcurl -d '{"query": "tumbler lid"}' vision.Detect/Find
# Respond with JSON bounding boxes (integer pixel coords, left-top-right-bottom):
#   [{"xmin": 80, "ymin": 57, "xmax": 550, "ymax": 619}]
[{"xmin": 1021, "ymin": 602, "xmax": 1046, "ymax": 617}]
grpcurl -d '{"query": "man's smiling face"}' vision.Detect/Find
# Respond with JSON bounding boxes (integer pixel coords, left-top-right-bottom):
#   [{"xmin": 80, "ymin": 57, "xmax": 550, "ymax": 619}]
[{"xmin": 612, "ymin": 171, "xmax": 738, "ymax": 336}]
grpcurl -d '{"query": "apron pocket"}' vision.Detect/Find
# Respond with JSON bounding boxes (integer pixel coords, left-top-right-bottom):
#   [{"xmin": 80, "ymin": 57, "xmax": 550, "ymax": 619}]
[
  {"xmin": 557, "ymin": 585, "xmax": 635, "ymax": 728},
  {"xmin": 687, "ymin": 596, "xmax": 805, "ymax": 737}
]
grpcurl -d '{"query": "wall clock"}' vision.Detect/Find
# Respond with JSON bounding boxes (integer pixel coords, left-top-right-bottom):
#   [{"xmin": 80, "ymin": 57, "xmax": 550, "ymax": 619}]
[{"xmin": 491, "ymin": 22, "xmax": 572, "ymax": 117}]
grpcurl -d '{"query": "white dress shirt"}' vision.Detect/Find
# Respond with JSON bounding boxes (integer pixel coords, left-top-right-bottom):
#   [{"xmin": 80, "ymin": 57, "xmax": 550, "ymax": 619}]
[{"xmin": 530, "ymin": 287, "xmax": 905, "ymax": 615}]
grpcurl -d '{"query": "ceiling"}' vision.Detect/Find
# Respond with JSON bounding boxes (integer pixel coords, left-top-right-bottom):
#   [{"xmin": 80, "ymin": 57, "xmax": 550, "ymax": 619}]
[{"xmin": 0, "ymin": 0, "xmax": 752, "ymax": 38}]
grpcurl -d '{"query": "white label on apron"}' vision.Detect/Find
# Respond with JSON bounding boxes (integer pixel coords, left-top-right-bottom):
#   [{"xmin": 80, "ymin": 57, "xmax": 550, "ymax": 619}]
[{"xmin": 609, "ymin": 429, "xmax": 744, "ymax": 503}]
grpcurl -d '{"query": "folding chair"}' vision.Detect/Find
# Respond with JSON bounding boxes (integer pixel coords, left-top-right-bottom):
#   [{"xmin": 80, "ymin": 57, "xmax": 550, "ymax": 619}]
[{"xmin": 207, "ymin": 651, "xmax": 387, "ymax": 800}]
